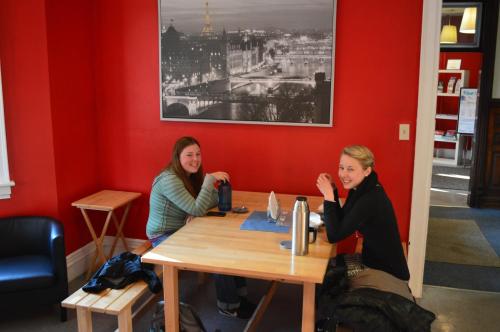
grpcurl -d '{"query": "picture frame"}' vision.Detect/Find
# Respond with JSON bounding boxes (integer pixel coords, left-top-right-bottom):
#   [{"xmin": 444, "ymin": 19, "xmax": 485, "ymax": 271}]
[{"xmin": 158, "ymin": 0, "xmax": 336, "ymax": 126}]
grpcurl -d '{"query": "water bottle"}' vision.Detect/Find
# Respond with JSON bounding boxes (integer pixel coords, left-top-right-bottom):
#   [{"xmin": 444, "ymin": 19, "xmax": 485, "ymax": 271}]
[
  {"xmin": 292, "ymin": 196, "xmax": 310, "ymax": 256},
  {"xmin": 218, "ymin": 181, "xmax": 232, "ymax": 212}
]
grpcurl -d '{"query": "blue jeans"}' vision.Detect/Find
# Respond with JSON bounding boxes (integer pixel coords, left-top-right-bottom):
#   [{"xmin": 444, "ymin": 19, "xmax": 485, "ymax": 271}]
[
  {"xmin": 150, "ymin": 231, "xmax": 247, "ymax": 309},
  {"xmin": 150, "ymin": 233, "xmax": 171, "ymax": 248}
]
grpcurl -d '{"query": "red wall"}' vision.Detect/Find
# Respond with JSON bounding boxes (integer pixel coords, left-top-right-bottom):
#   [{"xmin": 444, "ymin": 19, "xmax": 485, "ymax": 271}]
[
  {"xmin": 45, "ymin": 0, "xmax": 100, "ymax": 253},
  {"xmin": 0, "ymin": 1, "xmax": 59, "ymax": 217},
  {"xmin": 1, "ymin": 0, "xmax": 423, "ymax": 254},
  {"xmin": 0, "ymin": 0, "xmax": 99, "ymax": 253}
]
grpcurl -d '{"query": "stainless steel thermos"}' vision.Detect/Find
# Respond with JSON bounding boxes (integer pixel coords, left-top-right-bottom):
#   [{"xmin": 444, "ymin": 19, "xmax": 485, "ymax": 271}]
[
  {"xmin": 292, "ymin": 196, "xmax": 310, "ymax": 256},
  {"xmin": 218, "ymin": 181, "xmax": 232, "ymax": 211}
]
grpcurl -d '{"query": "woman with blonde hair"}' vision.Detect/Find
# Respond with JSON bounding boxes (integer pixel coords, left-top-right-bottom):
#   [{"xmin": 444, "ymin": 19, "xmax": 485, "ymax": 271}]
[
  {"xmin": 315, "ymin": 145, "xmax": 437, "ymax": 331},
  {"xmin": 316, "ymin": 145, "xmax": 410, "ymax": 289}
]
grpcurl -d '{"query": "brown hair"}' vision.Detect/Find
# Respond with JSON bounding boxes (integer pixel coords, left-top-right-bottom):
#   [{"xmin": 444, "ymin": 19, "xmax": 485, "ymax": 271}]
[
  {"xmin": 342, "ymin": 145, "xmax": 375, "ymax": 170},
  {"xmin": 165, "ymin": 136, "xmax": 203, "ymax": 197}
]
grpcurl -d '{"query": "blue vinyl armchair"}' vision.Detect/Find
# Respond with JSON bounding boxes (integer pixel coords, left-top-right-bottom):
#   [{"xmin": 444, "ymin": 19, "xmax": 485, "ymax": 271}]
[{"xmin": 0, "ymin": 216, "xmax": 69, "ymax": 321}]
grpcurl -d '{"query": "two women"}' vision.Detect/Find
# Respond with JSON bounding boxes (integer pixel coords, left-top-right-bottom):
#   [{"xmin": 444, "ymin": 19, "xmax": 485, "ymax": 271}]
[
  {"xmin": 147, "ymin": 138, "xmax": 410, "ymax": 320},
  {"xmin": 146, "ymin": 136, "xmax": 255, "ymax": 319}
]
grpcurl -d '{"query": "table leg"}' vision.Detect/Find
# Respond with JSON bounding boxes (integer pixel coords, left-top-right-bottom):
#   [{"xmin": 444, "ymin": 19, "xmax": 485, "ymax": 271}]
[
  {"xmin": 164, "ymin": 266, "xmax": 179, "ymax": 332},
  {"xmin": 302, "ymin": 282, "xmax": 315, "ymax": 332},
  {"xmin": 86, "ymin": 210, "xmax": 114, "ymax": 278},
  {"xmin": 244, "ymin": 281, "xmax": 278, "ymax": 332},
  {"xmin": 81, "ymin": 209, "xmax": 110, "ymax": 279},
  {"xmin": 109, "ymin": 203, "xmax": 131, "ymax": 257}
]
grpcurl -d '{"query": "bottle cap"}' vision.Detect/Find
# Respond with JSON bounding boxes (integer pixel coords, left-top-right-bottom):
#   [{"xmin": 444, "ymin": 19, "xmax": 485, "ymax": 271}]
[{"xmin": 296, "ymin": 196, "xmax": 307, "ymax": 201}]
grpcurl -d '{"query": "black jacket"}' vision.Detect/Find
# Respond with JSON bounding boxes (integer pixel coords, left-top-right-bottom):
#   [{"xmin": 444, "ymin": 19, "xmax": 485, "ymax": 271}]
[
  {"xmin": 323, "ymin": 171, "xmax": 410, "ymax": 280},
  {"xmin": 83, "ymin": 251, "xmax": 162, "ymax": 294},
  {"xmin": 319, "ymin": 287, "xmax": 435, "ymax": 332},
  {"xmin": 317, "ymin": 262, "xmax": 435, "ymax": 332}
]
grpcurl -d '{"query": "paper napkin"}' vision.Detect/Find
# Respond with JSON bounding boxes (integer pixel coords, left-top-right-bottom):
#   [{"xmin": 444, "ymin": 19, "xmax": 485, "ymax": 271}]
[{"xmin": 267, "ymin": 191, "xmax": 280, "ymax": 220}]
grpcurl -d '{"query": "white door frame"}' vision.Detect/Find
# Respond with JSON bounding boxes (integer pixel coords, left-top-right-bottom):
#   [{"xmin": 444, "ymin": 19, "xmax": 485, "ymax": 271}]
[{"xmin": 408, "ymin": 0, "xmax": 442, "ymax": 298}]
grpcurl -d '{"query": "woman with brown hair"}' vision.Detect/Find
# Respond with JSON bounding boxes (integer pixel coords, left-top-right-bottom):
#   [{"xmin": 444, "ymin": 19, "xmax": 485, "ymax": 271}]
[{"xmin": 146, "ymin": 136, "xmax": 255, "ymax": 319}]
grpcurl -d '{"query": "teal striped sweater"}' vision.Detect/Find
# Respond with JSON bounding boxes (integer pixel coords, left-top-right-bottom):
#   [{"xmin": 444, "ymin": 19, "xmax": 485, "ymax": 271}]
[{"xmin": 146, "ymin": 169, "xmax": 218, "ymax": 239}]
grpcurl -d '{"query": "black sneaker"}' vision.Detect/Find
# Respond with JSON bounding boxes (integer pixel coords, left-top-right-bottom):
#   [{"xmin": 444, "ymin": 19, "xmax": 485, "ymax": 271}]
[
  {"xmin": 218, "ymin": 299, "xmax": 257, "ymax": 319},
  {"xmin": 239, "ymin": 297, "xmax": 257, "ymax": 313}
]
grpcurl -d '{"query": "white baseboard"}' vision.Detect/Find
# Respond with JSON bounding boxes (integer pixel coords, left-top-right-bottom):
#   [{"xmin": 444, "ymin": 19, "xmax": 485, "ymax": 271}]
[{"xmin": 66, "ymin": 237, "xmax": 147, "ymax": 282}]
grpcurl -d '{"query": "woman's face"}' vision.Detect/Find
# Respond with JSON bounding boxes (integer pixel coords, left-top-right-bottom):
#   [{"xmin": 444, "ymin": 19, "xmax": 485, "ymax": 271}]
[
  {"xmin": 179, "ymin": 144, "xmax": 201, "ymax": 174},
  {"xmin": 338, "ymin": 154, "xmax": 372, "ymax": 190}
]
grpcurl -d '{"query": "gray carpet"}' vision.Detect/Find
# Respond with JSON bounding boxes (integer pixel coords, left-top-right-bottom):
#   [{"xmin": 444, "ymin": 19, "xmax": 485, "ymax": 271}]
[
  {"xmin": 429, "ymin": 206, "xmax": 500, "ymax": 256},
  {"xmin": 424, "ymin": 261, "xmax": 500, "ymax": 293},
  {"xmin": 426, "ymin": 218, "xmax": 500, "ymax": 267},
  {"xmin": 424, "ymin": 206, "xmax": 500, "ymax": 292},
  {"xmin": 431, "ymin": 165, "xmax": 470, "ymax": 191}
]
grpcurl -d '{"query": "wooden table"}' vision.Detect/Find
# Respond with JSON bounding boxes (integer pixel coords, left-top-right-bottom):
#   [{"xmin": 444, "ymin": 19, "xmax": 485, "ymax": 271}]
[
  {"xmin": 72, "ymin": 190, "xmax": 141, "ymax": 278},
  {"xmin": 141, "ymin": 191, "xmax": 334, "ymax": 332}
]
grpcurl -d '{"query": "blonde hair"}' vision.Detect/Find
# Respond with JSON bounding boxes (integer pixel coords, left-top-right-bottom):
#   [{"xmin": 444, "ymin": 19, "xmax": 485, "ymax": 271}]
[{"xmin": 342, "ymin": 145, "xmax": 375, "ymax": 170}]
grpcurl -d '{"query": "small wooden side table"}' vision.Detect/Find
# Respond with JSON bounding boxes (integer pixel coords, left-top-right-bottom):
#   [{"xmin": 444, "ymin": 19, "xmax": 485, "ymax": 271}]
[{"xmin": 72, "ymin": 190, "xmax": 141, "ymax": 278}]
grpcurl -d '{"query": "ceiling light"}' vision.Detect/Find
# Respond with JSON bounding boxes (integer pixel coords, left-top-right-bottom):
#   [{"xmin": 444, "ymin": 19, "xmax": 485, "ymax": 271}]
[
  {"xmin": 460, "ymin": 7, "xmax": 477, "ymax": 33},
  {"xmin": 440, "ymin": 24, "xmax": 457, "ymax": 44}
]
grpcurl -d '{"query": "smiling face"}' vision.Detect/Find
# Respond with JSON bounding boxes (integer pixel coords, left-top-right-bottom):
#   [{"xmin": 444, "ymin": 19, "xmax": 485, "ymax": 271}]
[
  {"xmin": 179, "ymin": 144, "xmax": 202, "ymax": 175},
  {"xmin": 338, "ymin": 154, "xmax": 372, "ymax": 190}
]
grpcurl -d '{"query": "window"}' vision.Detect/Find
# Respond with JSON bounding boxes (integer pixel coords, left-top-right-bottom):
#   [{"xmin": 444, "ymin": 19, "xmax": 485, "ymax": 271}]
[
  {"xmin": 0, "ymin": 63, "xmax": 14, "ymax": 199},
  {"xmin": 492, "ymin": 3, "xmax": 500, "ymax": 99},
  {"xmin": 440, "ymin": 2, "xmax": 482, "ymax": 49}
]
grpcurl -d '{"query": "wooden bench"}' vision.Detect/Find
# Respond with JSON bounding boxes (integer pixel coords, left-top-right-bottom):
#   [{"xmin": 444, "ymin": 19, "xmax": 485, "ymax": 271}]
[{"xmin": 62, "ymin": 240, "xmax": 160, "ymax": 332}]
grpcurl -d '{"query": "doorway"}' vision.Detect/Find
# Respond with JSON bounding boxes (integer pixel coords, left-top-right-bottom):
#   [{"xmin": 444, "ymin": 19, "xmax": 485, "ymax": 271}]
[
  {"xmin": 408, "ymin": 0, "xmax": 496, "ymax": 297},
  {"xmin": 430, "ymin": 51, "xmax": 482, "ymax": 208},
  {"xmin": 424, "ymin": 0, "xmax": 500, "ymax": 295}
]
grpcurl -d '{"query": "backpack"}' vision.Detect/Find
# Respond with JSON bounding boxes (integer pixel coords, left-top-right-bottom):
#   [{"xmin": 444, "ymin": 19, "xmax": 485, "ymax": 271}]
[{"xmin": 149, "ymin": 300, "xmax": 207, "ymax": 332}]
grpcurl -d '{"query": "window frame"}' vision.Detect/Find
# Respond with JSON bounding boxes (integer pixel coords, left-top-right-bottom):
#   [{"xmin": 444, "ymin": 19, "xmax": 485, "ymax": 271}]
[
  {"xmin": 0, "ymin": 62, "xmax": 14, "ymax": 199},
  {"xmin": 440, "ymin": 2, "xmax": 483, "ymax": 51}
]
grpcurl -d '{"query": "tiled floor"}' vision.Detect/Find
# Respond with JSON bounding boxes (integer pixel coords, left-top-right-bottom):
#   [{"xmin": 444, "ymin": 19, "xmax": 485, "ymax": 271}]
[
  {"xmin": 430, "ymin": 162, "xmax": 470, "ymax": 208},
  {"xmin": 430, "ymin": 187, "xmax": 469, "ymax": 208},
  {"xmin": 418, "ymin": 285, "xmax": 500, "ymax": 331}
]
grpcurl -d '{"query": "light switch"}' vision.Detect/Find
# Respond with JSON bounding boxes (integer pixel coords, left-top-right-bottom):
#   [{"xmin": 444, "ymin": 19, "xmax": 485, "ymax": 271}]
[{"xmin": 399, "ymin": 124, "xmax": 410, "ymax": 140}]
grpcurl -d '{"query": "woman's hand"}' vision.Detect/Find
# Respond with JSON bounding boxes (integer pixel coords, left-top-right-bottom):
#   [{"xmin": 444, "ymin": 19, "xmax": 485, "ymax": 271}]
[
  {"xmin": 316, "ymin": 173, "xmax": 335, "ymax": 202},
  {"xmin": 209, "ymin": 171, "xmax": 230, "ymax": 182}
]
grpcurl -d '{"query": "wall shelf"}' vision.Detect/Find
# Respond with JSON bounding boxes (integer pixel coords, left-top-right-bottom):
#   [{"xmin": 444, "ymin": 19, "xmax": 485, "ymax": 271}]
[
  {"xmin": 437, "ymin": 92, "xmax": 460, "ymax": 97},
  {"xmin": 433, "ymin": 133, "xmax": 465, "ymax": 166},
  {"xmin": 433, "ymin": 69, "xmax": 469, "ymax": 166},
  {"xmin": 434, "ymin": 135, "xmax": 458, "ymax": 143},
  {"xmin": 435, "ymin": 114, "xmax": 458, "ymax": 120}
]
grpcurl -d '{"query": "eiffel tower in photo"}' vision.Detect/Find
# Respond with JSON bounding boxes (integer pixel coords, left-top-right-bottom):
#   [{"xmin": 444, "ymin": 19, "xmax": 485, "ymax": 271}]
[{"xmin": 200, "ymin": 1, "xmax": 215, "ymax": 37}]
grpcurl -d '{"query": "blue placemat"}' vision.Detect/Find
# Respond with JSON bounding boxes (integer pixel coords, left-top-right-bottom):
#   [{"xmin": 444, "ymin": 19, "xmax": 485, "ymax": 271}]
[{"xmin": 240, "ymin": 211, "xmax": 290, "ymax": 233}]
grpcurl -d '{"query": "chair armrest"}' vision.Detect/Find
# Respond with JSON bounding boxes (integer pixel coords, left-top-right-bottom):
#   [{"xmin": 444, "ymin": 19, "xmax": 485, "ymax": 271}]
[{"xmin": 48, "ymin": 220, "xmax": 68, "ymax": 288}]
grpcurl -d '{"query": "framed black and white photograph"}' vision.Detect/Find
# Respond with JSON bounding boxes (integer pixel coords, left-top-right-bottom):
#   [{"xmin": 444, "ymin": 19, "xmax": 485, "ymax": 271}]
[{"xmin": 158, "ymin": 0, "xmax": 336, "ymax": 126}]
